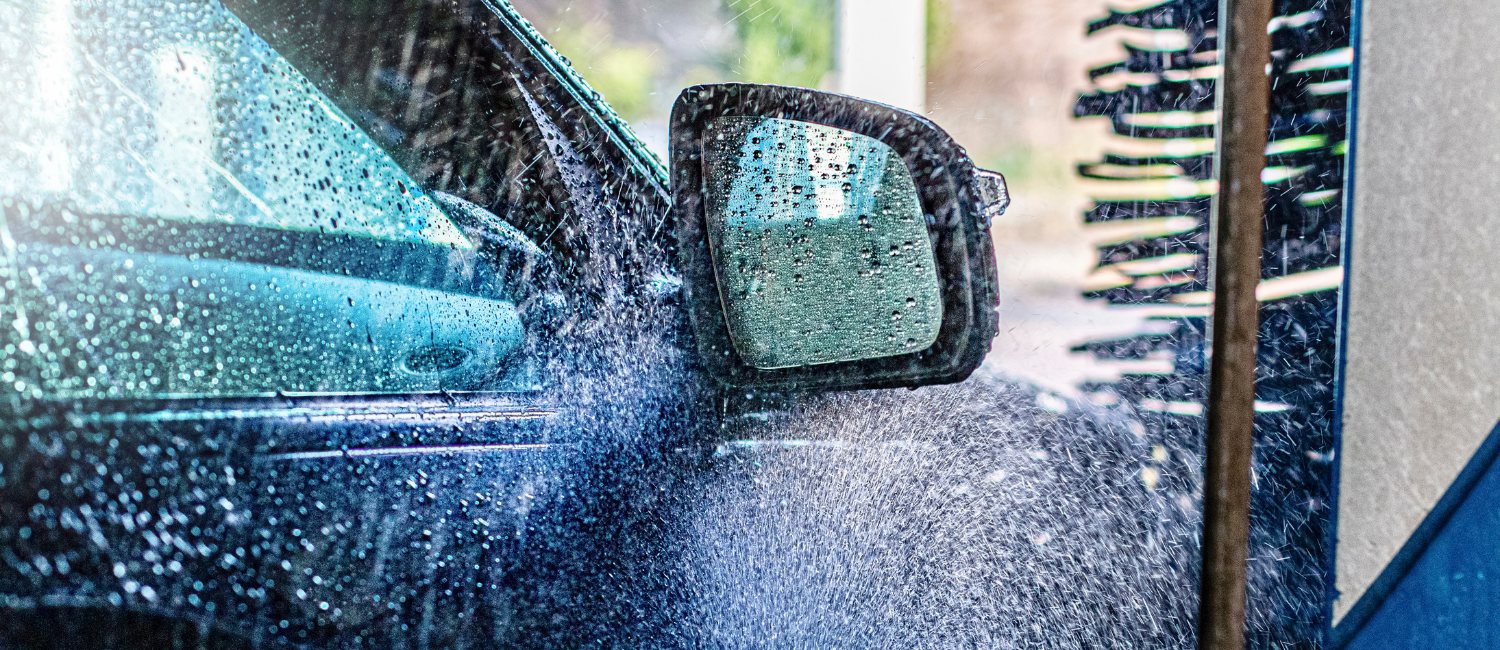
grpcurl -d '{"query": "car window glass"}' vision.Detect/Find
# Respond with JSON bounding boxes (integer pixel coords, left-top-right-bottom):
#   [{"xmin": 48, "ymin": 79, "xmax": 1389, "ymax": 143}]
[
  {"xmin": 4, "ymin": 0, "xmax": 471, "ymax": 246},
  {"xmin": 0, "ymin": 0, "xmax": 539, "ymax": 399}
]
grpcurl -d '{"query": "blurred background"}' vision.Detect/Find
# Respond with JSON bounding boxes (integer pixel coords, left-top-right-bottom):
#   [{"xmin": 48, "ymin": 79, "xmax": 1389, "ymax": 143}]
[{"xmin": 508, "ymin": 0, "xmax": 1153, "ymax": 395}]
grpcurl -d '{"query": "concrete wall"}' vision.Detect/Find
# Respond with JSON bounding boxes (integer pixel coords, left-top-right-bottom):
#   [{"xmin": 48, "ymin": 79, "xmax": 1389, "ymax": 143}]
[{"xmin": 1335, "ymin": 0, "xmax": 1500, "ymax": 623}]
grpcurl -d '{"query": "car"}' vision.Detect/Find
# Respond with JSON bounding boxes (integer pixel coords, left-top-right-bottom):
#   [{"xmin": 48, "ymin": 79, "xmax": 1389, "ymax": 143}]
[{"xmin": 0, "ymin": 0, "xmax": 1230, "ymax": 647}]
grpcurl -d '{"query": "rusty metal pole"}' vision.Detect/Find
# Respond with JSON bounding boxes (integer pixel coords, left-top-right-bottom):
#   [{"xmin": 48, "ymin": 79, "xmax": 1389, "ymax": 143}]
[{"xmin": 1200, "ymin": 0, "xmax": 1273, "ymax": 648}]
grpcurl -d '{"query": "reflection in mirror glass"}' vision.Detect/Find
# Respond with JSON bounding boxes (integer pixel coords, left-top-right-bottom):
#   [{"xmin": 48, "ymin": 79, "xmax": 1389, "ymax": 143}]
[{"xmin": 701, "ymin": 117, "xmax": 941, "ymax": 369}]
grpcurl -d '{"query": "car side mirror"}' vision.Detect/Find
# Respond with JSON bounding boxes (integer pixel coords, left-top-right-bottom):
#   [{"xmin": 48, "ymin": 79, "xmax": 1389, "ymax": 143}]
[{"xmin": 670, "ymin": 83, "xmax": 1009, "ymax": 391}]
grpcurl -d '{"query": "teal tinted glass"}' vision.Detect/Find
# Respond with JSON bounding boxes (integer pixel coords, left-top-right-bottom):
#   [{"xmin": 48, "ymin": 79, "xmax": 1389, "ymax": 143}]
[
  {"xmin": 0, "ymin": 0, "xmax": 531, "ymax": 399},
  {"xmin": 701, "ymin": 117, "xmax": 942, "ymax": 369}
]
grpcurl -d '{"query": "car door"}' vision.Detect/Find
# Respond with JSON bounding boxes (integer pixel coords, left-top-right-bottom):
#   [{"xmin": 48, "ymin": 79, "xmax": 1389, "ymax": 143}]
[{"xmin": 0, "ymin": 0, "xmax": 711, "ymax": 646}]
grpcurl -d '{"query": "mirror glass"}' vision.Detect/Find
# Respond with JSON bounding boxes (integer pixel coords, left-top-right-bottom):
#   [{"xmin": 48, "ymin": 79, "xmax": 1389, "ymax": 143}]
[{"xmin": 702, "ymin": 117, "xmax": 942, "ymax": 369}]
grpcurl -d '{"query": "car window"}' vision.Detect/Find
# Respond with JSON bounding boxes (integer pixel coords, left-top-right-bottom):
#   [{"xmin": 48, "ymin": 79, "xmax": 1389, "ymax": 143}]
[{"xmin": 0, "ymin": 0, "xmax": 568, "ymax": 399}]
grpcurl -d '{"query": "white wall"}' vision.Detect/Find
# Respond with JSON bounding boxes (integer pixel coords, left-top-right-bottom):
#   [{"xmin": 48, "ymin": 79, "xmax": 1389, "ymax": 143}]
[{"xmin": 837, "ymin": 0, "xmax": 926, "ymax": 113}]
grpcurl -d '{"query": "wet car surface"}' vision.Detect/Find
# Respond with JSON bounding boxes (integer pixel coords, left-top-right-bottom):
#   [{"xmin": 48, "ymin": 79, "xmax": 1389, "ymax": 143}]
[{"xmin": 6, "ymin": 376, "xmax": 1212, "ymax": 647}]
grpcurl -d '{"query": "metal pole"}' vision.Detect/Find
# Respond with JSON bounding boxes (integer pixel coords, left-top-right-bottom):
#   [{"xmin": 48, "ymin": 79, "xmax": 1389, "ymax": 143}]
[{"xmin": 1200, "ymin": 0, "xmax": 1272, "ymax": 648}]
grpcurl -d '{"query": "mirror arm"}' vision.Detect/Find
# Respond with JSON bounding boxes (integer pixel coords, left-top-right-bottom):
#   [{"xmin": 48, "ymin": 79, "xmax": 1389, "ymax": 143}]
[{"xmin": 974, "ymin": 169, "xmax": 1010, "ymax": 226}]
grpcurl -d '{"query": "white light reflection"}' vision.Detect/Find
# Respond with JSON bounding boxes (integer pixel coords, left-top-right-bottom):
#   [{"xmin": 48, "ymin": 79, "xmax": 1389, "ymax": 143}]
[
  {"xmin": 152, "ymin": 46, "xmax": 216, "ymax": 217},
  {"xmin": 33, "ymin": 0, "xmax": 76, "ymax": 193},
  {"xmin": 266, "ymin": 443, "xmax": 564, "ymax": 462}
]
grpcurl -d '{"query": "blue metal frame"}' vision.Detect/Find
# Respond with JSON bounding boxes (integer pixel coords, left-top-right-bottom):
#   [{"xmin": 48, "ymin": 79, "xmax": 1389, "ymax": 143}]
[
  {"xmin": 1331, "ymin": 419, "xmax": 1500, "ymax": 647},
  {"xmin": 1324, "ymin": 0, "xmax": 1364, "ymax": 644}
]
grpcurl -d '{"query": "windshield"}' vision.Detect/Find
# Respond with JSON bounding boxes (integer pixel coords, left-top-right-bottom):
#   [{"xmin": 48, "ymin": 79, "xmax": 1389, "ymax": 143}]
[{"xmin": 1, "ymin": 0, "xmax": 550, "ymax": 399}]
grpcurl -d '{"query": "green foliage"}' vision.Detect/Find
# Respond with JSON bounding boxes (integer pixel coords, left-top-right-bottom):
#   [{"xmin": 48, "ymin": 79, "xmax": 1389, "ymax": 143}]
[
  {"xmin": 926, "ymin": 0, "xmax": 952, "ymax": 71},
  {"xmin": 546, "ymin": 21, "xmax": 661, "ymax": 121},
  {"xmin": 724, "ymin": 0, "xmax": 835, "ymax": 87},
  {"xmin": 979, "ymin": 145, "xmax": 1069, "ymax": 189}
]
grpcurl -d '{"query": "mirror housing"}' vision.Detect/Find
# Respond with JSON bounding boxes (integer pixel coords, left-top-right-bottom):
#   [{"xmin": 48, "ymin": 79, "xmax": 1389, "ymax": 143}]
[{"xmin": 670, "ymin": 83, "xmax": 1007, "ymax": 391}]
